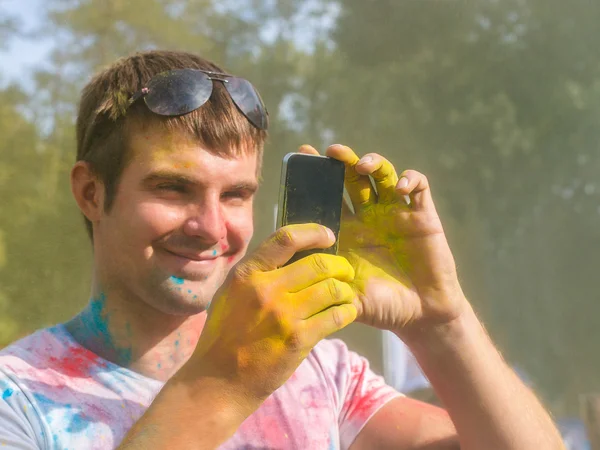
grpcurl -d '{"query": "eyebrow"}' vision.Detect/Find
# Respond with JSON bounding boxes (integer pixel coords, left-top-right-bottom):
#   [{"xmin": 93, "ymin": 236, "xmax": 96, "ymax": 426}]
[{"xmin": 142, "ymin": 171, "xmax": 259, "ymax": 193}]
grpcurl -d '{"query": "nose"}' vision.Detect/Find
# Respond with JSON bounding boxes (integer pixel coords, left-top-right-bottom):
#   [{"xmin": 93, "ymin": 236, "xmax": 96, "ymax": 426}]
[{"xmin": 182, "ymin": 196, "xmax": 227, "ymax": 243}]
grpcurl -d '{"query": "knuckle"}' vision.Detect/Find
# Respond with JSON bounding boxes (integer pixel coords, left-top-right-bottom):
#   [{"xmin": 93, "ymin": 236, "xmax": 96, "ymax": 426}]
[
  {"xmin": 232, "ymin": 262, "xmax": 253, "ymax": 281},
  {"xmin": 254, "ymin": 280, "xmax": 273, "ymax": 306},
  {"xmin": 327, "ymin": 279, "xmax": 341, "ymax": 300},
  {"xmin": 331, "ymin": 307, "xmax": 346, "ymax": 329},
  {"xmin": 310, "ymin": 254, "xmax": 330, "ymax": 275},
  {"xmin": 272, "ymin": 228, "xmax": 294, "ymax": 249},
  {"xmin": 286, "ymin": 328, "xmax": 304, "ymax": 353}
]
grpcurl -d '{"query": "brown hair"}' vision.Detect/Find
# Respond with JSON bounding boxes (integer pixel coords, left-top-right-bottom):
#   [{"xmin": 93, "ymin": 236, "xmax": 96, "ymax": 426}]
[{"xmin": 76, "ymin": 50, "xmax": 268, "ymax": 240}]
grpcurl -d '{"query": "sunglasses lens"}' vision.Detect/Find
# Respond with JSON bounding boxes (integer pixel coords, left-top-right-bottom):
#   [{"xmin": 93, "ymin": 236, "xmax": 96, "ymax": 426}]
[
  {"xmin": 225, "ymin": 77, "xmax": 269, "ymax": 130},
  {"xmin": 145, "ymin": 69, "xmax": 213, "ymax": 116}
]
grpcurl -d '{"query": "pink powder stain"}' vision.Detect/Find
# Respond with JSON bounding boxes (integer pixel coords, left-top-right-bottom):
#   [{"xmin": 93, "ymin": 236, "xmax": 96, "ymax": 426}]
[
  {"xmin": 85, "ymin": 402, "xmax": 114, "ymax": 424},
  {"xmin": 219, "ymin": 241, "xmax": 230, "ymax": 253},
  {"xmin": 257, "ymin": 416, "xmax": 290, "ymax": 447}
]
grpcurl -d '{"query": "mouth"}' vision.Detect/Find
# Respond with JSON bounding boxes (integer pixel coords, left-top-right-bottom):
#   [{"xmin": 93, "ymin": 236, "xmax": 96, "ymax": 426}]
[
  {"xmin": 159, "ymin": 248, "xmax": 223, "ymax": 279},
  {"xmin": 164, "ymin": 249, "xmax": 220, "ymax": 262}
]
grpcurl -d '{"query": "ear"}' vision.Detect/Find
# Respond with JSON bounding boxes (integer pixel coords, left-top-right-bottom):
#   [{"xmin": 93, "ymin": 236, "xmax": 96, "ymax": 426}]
[{"xmin": 70, "ymin": 161, "xmax": 105, "ymax": 224}]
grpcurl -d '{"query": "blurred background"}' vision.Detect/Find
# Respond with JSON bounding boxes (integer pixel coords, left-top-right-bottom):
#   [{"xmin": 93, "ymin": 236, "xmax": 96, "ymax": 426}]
[{"xmin": 0, "ymin": 0, "xmax": 599, "ymax": 437}]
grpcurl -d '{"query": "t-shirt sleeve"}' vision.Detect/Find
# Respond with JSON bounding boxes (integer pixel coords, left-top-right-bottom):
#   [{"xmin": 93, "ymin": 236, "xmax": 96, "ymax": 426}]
[
  {"xmin": 0, "ymin": 371, "xmax": 44, "ymax": 449},
  {"xmin": 312, "ymin": 339, "xmax": 403, "ymax": 450}
]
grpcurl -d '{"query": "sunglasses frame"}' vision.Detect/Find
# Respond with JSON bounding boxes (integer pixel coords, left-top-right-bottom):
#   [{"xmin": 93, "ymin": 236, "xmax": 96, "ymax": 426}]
[{"xmin": 129, "ymin": 68, "xmax": 269, "ymax": 130}]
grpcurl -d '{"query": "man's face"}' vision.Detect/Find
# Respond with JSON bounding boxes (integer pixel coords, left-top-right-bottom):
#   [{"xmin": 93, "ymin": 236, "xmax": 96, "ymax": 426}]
[{"xmin": 93, "ymin": 127, "xmax": 258, "ymax": 315}]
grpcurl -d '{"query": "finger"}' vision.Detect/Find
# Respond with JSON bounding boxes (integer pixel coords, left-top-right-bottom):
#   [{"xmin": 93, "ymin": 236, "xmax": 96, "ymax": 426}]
[
  {"xmin": 301, "ymin": 303, "xmax": 357, "ymax": 346},
  {"xmin": 355, "ymin": 153, "xmax": 399, "ymax": 204},
  {"xmin": 325, "ymin": 144, "xmax": 375, "ymax": 213},
  {"xmin": 298, "ymin": 144, "xmax": 320, "ymax": 156},
  {"xmin": 290, "ymin": 278, "xmax": 356, "ymax": 319},
  {"xmin": 241, "ymin": 223, "xmax": 335, "ymax": 273},
  {"xmin": 276, "ymin": 253, "xmax": 355, "ymax": 292},
  {"xmin": 395, "ymin": 170, "xmax": 435, "ymax": 211}
]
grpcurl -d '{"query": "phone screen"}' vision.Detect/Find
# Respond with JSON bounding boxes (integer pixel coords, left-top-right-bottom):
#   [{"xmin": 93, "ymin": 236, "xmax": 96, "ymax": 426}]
[{"xmin": 277, "ymin": 153, "xmax": 346, "ymax": 266}]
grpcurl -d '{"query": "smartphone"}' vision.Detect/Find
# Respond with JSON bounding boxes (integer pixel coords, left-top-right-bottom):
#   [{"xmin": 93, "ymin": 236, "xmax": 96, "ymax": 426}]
[{"xmin": 276, "ymin": 153, "xmax": 346, "ymax": 266}]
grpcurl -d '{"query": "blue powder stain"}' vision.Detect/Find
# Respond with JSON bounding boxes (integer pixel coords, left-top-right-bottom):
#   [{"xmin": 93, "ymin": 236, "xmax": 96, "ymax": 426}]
[
  {"xmin": 212, "ymin": 249, "xmax": 217, "ymax": 256},
  {"xmin": 88, "ymin": 292, "xmax": 109, "ymax": 337},
  {"xmin": 2, "ymin": 388, "xmax": 13, "ymax": 400},
  {"xmin": 175, "ymin": 340, "xmax": 179, "ymax": 347},
  {"xmin": 82, "ymin": 292, "xmax": 132, "ymax": 366},
  {"xmin": 33, "ymin": 393, "xmax": 58, "ymax": 409},
  {"xmin": 170, "ymin": 276, "xmax": 185, "ymax": 285},
  {"xmin": 188, "ymin": 289, "xmax": 192, "ymax": 294},
  {"xmin": 157, "ymin": 363, "xmax": 162, "ymax": 369},
  {"xmin": 65, "ymin": 412, "xmax": 88, "ymax": 433},
  {"xmin": 193, "ymin": 295, "xmax": 197, "ymax": 300}
]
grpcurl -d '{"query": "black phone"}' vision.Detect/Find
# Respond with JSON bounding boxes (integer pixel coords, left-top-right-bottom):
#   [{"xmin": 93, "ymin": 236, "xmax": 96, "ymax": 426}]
[{"xmin": 276, "ymin": 153, "xmax": 346, "ymax": 266}]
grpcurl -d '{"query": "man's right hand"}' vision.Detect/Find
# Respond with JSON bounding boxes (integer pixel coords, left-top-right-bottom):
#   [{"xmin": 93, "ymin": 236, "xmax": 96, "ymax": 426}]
[{"xmin": 181, "ymin": 223, "xmax": 357, "ymax": 407}]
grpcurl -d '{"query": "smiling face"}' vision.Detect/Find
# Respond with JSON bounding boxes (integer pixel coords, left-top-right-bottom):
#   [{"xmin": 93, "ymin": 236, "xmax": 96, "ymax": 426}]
[{"xmin": 92, "ymin": 127, "xmax": 258, "ymax": 315}]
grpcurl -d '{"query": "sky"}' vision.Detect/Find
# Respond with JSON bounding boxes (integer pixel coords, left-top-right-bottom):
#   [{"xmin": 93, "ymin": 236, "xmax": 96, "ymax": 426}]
[
  {"xmin": 0, "ymin": 0, "xmax": 340, "ymax": 91},
  {"xmin": 0, "ymin": 0, "xmax": 53, "ymax": 89}
]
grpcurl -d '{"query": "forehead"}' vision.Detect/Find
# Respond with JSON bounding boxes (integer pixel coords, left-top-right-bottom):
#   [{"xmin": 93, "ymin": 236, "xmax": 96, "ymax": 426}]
[{"xmin": 126, "ymin": 126, "xmax": 259, "ymax": 183}]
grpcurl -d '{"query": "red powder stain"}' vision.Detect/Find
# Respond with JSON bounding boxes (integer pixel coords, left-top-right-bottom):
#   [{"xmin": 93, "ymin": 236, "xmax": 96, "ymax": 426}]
[
  {"xmin": 49, "ymin": 346, "xmax": 107, "ymax": 379},
  {"xmin": 343, "ymin": 389, "xmax": 381, "ymax": 422},
  {"xmin": 342, "ymin": 362, "xmax": 383, "ymax": 422}
]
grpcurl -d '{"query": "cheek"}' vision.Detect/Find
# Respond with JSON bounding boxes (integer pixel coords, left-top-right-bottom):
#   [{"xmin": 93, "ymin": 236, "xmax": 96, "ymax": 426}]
[
  {"xmin": 129, "ymin": 203, "xmax": 186, "ymax": 239},
  {"xmin": 224, "ymin": 209, "xmax": 254, "ymax": 247}
]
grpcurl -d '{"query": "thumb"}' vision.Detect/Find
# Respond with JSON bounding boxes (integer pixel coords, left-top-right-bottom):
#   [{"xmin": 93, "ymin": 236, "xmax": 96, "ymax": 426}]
[{"xmin": 238, "ymin": 224, "xmax": 336, "ymax": 274}]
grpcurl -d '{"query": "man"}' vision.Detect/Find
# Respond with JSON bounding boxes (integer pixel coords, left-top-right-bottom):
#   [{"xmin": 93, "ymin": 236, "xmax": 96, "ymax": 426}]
[{"xmin": 0, "ymin": 50, "xmax": 563, "ymax": 449}]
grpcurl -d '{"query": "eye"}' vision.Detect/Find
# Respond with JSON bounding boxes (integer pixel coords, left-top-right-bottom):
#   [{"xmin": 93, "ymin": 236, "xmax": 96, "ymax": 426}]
[
  {"xmin": 156, "ymin": 183, "xmax": 187, "ymax": 193},
  {"xmin": 222, "ymin": 190, "xmax": 251, "ymax": 201}
]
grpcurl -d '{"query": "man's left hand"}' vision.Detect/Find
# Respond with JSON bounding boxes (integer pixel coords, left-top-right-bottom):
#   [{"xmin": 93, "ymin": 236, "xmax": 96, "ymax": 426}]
[{"xmin": 298, "ymin": 144, "xmax": 468, "ymax": 337}]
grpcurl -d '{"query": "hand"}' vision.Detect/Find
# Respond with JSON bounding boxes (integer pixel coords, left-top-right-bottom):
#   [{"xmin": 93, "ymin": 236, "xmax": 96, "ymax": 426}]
[
  {"xmin": 298, "ymin": 145, "xmax": 467, "ymax": 336},
  {"xmin": 184, "ymin": 223, "xmax": 357, "ymax": 404}
]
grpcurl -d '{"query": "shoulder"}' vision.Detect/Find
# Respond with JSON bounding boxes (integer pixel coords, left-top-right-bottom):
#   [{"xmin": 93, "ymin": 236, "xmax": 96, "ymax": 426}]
[
  {"xmin": 304, "ymin": 338, "xmax": 399, "ymax": 405},
  {"xmin": 0, "ymin": 324, "xmax": 106, "ymax": 379},
  {"xmin": 308, "ymin": 338, "xmax": 377, "ymax": 386}
]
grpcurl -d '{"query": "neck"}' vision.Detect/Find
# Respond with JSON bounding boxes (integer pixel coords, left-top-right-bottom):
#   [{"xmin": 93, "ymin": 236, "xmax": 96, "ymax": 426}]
[{"xmin": 64, "ymin": 284, "xmax": 206, "ymax": 382}]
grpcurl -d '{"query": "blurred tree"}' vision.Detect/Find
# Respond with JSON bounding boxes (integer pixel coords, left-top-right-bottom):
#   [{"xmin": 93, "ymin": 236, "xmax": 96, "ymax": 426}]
[
  {"xmin": 0, "ymin": 84, "xmax": 48, "ymax": 345},
  {"xmin": 303, "ymin": 0, "xmax": 600, "ymax": 414}
]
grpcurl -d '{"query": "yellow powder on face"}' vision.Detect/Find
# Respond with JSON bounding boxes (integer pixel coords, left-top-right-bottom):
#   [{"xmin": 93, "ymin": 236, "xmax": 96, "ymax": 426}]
[{"xmin": 173, "ymin": 161, "xmax": 195, "ymax": 169}]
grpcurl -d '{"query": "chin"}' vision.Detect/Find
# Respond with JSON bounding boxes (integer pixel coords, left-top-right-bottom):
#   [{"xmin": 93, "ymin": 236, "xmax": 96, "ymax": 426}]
[
  {"xmin": 135, "ymin": 273, "xmax": 218, "ymax": 317},
  {"xmin": 151, "ymin": 290, "xmax": 213, "ymax": 316}
]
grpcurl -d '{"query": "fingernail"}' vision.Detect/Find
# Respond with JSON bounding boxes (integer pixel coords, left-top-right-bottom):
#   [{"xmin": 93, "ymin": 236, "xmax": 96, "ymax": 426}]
[
  {"xmin": 357, "ymin": 155, "xmax": 372, "ymax": 165},
  {"xmin": 325, "ymin": 227, "xmax": 336, "ymax": 242},
  {"xmin": 397, "ymin": 177, "xmax": 409, "ymax": 189}
]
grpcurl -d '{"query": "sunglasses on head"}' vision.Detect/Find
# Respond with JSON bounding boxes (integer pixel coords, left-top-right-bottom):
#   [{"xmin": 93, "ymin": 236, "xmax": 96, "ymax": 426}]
[{"xmin": 129, "ymin": 68, "xmax": 269, "ymax": 130}]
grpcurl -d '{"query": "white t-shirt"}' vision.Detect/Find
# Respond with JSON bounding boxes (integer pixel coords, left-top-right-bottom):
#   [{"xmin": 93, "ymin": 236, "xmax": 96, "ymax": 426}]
[{"xmin": 0, "ymin": 325, "xmax": 401, "ymax": 449}]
